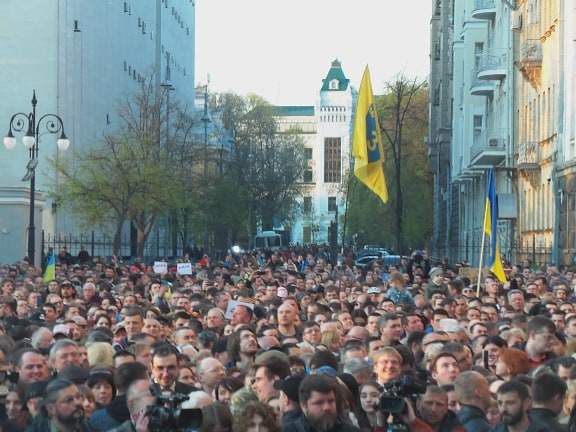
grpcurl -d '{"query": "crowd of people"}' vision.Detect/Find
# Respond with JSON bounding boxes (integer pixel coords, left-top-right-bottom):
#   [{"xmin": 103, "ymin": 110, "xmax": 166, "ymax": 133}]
[{"xmin": 0, "ymin": 247, "xmax": 574, "ymax": 432}]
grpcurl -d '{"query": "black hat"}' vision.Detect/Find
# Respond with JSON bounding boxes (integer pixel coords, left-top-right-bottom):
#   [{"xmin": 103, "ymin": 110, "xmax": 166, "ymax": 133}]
[
  {"xmin": 86, "ymin": 368, "xmax": 115, "ymax": 393},
  {"xmin": 24, "ymin": 380, "xmax": 49, "ymax": 402},
  {"xmin": 273, "ymin": 375, "xmax": 304, "ymax": 403},
  {"xmin": 58, "ymin": 365, "xmax": 89, "ymax": 385}
]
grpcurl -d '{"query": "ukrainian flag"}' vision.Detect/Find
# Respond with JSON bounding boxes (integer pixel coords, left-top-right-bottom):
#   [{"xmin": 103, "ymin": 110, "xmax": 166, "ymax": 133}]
[
  {"xmin": 352, "ymin": 66, "xmax": 388, "ymax": 203},
  {"xmin": 484, "ymin": 169, "xmax": 507, "ymax": 282},
  {"xmin": 43, "ymin": 253, "xmax": 55, "ymax": 283}
]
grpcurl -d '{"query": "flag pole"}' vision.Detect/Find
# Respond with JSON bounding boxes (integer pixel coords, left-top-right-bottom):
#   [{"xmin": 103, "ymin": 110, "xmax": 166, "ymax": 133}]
[{"xmin": 476, "ymin": 202, "xmax": 488, "ymax": 297}]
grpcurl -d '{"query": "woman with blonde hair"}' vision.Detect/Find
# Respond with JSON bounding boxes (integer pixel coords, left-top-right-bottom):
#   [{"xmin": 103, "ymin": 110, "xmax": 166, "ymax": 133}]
[
  {"xmin": 87, "ymin": 341, "xmax": 115, "ymax": 368},
  {"xmin": 560, "ymin": 380, "xmax": 576, "ymax": 426},
  {"xmin": 321, "ymin": 329, "xmax": 342, "ymax": 354}
]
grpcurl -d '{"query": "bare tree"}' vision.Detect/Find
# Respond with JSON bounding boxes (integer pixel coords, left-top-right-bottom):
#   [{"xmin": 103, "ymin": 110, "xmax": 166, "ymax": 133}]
[{"xmin": 379, "ymin": 75, "xmax": 427, "ymax": 252}]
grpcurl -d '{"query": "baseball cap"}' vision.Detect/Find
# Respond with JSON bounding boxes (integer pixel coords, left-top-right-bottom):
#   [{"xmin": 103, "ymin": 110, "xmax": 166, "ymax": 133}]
[{"xmin": 273, "ymin": 375, "xmax": 304, "ymax": 403}]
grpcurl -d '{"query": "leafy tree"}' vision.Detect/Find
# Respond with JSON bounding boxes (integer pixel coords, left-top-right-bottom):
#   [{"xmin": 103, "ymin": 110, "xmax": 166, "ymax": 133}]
[
  {"xmin": 52, "ymin": 80, "xmax": 187, "ymax": 256},
  {"xmin": 213, "ymin": 93, "xmax": 307, "ymax": 244}
]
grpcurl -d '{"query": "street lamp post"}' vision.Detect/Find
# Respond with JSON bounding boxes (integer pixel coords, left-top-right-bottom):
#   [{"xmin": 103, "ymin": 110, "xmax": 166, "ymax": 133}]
[{"xmin": 3, "ymin": 90, "xmax": 70, "ymax": 266}]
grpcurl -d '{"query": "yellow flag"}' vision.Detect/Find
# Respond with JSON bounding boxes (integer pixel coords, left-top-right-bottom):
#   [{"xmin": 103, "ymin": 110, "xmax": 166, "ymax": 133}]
[{"xmin": 352, "ymin": 66, "xmax": 388, "ymax": 203}]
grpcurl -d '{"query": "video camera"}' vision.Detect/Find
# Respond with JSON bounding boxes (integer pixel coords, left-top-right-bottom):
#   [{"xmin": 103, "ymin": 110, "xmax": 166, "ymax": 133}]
[
  {"xmin": 146, "ymin": 388, "xmax": 203, "ymax": 432},
  {"xmin": 378, "ymin": 374, "xmax": 427, "ymax": 432}
]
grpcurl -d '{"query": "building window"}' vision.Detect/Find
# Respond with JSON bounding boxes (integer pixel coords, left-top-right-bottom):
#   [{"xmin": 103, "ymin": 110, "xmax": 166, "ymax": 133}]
[
  {"xmin": 328, "ymin": 197, "xmax": 337, "ymax": 212},
  {"xmin": 473, "ymin": 115, "xmax": 483, "ymax": 137},
  {"xmin": 303, "ymin": 197, "xmax": 312, "ymax": 214},
  {"xmin": 474, "ymin": 42, "xmax": 484, "ymax": 69},
  {"xmin": 329, "ymin": 80, "xmax": 339, "ymax": 90},
  {"xmin": 303, "ymin": 169, "xmax": 313, "ymax": 183},
  {"xmin": 305, "ymin": 147, "xmax": 313, "ymax": 160},
  {"xmin": 303, "ymin": 226, "xmax": 312, "ymax": 244},
  {"xmin": 324, "ymin": 137, "xmax": 341, "ymax": 183}
]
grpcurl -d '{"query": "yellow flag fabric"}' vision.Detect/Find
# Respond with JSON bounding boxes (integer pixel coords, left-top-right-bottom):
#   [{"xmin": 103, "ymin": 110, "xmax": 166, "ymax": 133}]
[
  {"xmin": 484, "ymin": 169, "xmax": 507, "ymax": 282},
  {"xmin": 352, "ymin": 66, "xmax": 388, "ymax": 203},
  {"xmin": 43, "ymin": 254, "xmax": 55, "ymax": 283}
]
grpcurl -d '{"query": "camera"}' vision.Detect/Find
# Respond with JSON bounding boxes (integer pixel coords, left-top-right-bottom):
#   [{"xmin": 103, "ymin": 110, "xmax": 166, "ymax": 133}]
[
  {"xmin": 146, "ymin": 389, "xmax": 202, "ymax": 432},
  {"xmin": 378, "ymin": 374, "xmax": 427, "ymax": 432}
]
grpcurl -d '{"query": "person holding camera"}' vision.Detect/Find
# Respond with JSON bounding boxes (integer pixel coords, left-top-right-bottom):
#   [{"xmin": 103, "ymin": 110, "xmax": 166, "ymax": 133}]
[{"xmin": 109, "ymin": 379, "xmax": 155, "ymax": 432}]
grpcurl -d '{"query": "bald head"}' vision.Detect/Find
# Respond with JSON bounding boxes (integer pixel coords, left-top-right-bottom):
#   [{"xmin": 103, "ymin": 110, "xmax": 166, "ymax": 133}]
[
  {"xmin": 197, "ymin": 357, "xmax": 225, "ymax": 388},
  {"xmin": 347, "ymin": 326, "xmax": 369, "ymax": 342}
]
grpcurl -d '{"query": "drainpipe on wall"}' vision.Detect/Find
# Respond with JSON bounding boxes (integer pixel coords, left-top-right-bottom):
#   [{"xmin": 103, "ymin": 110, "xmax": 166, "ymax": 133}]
[{"xmin": 552, "ymin": 0, "xmax": 566, "ymax": 264}]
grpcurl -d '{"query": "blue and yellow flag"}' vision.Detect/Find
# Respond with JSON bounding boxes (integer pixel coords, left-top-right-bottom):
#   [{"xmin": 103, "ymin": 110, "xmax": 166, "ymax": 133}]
[
  {"xmin": 484, "ymin": 169, "xmax": 507, "ymax": 282},
  {"xmin": 43, "ymin": 253, "xmax": 55, "ymax": 283},
  {"xmin": 352, "ymin": 66, "xmax": 388, "ymax": 203}
]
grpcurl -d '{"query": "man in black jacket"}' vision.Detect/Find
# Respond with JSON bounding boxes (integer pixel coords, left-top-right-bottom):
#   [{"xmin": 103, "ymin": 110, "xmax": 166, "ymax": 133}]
[
  {"xmin": 492, "ymin": 380, "xmax": 546, "ymax": 432},
  {"xmin": 417, "ymin": 385, "xmax": 465, "ymax": 431},
  {"xmin": 528, "ymin": 373, "xmax": 568, "ymax": 432},
  {"xmin": 454, "ymin": 371, "xmax": 492, "ymax": 432},
  {"xmin": 275, "ymin": 375, "xmax": 304, "ymax": 429}
]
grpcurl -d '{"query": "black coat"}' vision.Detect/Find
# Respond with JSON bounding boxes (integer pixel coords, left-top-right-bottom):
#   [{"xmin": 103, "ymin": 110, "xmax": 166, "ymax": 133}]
[
  {"xmin": 457, "ymin": 405, "xmax": 491, "ymax": 432},
  {"xmin": 528, "ymin": 408, "xmax": 567, "ymax": 432},
  {"xmin": 282, "ymin": 415, "xmax": 360, "ymax": 432}
]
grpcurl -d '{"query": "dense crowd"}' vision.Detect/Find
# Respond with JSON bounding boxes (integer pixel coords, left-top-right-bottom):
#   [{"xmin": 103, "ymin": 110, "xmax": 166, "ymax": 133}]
[{"xmin": 0, "ymin": 247, "xmax": 575, "ymax": 432}]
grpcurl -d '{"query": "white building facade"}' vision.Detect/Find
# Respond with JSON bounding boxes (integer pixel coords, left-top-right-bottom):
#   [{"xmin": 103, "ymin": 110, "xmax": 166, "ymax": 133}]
[
  {"xmin": 0, "ymin": 0, "xmax": 195, "ymax": 264},
  {"xmin": 276, "ymin": 60, "xmax": 355, "ymax": 245},
  {"xmin": 444, "ymin": 0, "xmax": 515, "ymax": 265}
]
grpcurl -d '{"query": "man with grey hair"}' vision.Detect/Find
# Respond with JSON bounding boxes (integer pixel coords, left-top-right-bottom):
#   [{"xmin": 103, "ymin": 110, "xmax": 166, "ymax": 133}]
[
  {"xmin": 50, "ymin": 339, "xmax": 81, "ymax": 373},
  {"xmin": 31, "ymin": 326, "xmax": 54, "ymax": 352},
  {"xmin": 197, "ymin": 357, "xmax": 225, "ymax": 395},
  {"xmin": 342, "ymin": 357, "xmax": 373, "ymax": 385},
  {"xmin": 110, "ymin": 379, "xmax": 156, "ymax": 432},
  {"xmin": 82, "ymin": 281, "xmax": 100, "ymax": 307}
]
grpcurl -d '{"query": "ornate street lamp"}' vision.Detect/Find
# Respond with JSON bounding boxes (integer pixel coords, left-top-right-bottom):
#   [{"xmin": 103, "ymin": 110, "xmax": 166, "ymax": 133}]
[{"xmin": 3, "ymin": 90, "xmax": 70, "ymax": 265}]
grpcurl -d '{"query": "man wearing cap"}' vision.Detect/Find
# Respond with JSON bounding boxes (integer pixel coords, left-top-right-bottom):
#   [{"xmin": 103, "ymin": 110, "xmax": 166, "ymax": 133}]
[
  {"xmin": 60, "ymin": 281, "xmax": 77, "ymax": 306},
  {"xmin": 275, "ymin": 375, "xmax": 304, "ymax": 428},
  {"xmin": 252, "ymin": 351, "xmax": 291, "ymax": 404},
  {"xmin": 426, "ymin": 268, "xmax": 448, "ymax": 300}
]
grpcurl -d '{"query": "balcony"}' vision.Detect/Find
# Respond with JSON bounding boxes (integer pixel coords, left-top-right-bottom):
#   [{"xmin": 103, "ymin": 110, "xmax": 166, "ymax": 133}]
[
  {"xmin": 517, "ymin": 141, "xmax": 540, "ymax": 170},
  {"xmin": 470, "ymin": 69, "xmax": 495, "ymax": 96},
  {"xmin": 477, "ymin": 54, "xmax": 507, "ymax": 80},
  {"xmin": 470, "ymin": 130, "xmax": 507, "ymax": 167},
  {"xmin": 518, "ymin": 40, "xmax": 542, "ymax": 86},
  {"xmin": 472, "ymin": 0, "xmax": 496, "ymax": 20}
]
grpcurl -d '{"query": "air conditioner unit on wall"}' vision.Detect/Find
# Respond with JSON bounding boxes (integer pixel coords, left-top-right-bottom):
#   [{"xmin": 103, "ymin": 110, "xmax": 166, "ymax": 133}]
[{"xmin": 512, "ymin": 11, "xmax": 522, "ymax": 31}]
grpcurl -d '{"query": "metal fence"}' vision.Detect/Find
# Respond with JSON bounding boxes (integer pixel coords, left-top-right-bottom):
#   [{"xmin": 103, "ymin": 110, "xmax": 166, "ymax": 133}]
[
  {"xmin": 41, "ymin": 231, "xmax": 132, "ymax": 260},
  {"xmin": 431, "ymin": 244, "xmax": 554, "ymax": 269}
]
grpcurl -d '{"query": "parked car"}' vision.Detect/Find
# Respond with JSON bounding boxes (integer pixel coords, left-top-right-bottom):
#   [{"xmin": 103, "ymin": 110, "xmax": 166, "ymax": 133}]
[{"xmin": 355, "ymin": 247, "xmax": 401, "ymax": 268}]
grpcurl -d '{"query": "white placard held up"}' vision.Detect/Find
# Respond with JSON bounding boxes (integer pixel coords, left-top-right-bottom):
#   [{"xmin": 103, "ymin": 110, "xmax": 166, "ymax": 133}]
[
  {"xmin": 153, "ymin": 261, "xmax": 168, "ymax": 275},
  {"xmin": 177, "ymin": 262, "xmax": 193, "ymax": 275}
]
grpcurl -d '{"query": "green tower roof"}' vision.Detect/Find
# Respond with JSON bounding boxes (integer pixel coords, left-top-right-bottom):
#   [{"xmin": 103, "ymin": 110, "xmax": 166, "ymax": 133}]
[{"xmin": 321, "ymin": 59, "xmax": 350, "ymax": 92}]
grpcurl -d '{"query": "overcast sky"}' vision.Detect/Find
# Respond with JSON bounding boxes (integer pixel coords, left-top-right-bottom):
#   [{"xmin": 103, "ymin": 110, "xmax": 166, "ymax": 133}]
[{"xmin": 196, "ymin": 1, "xmax": 431, "ymax": 105}]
